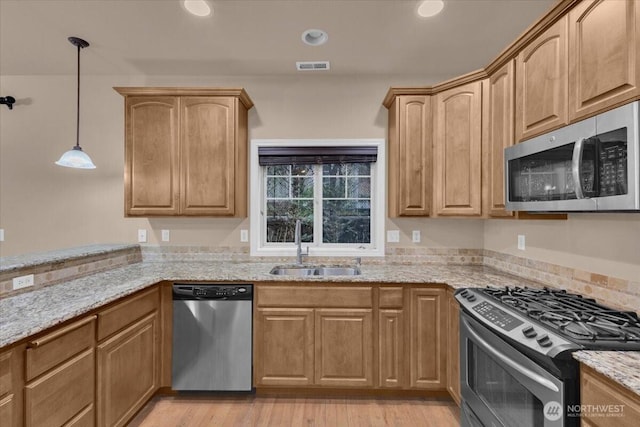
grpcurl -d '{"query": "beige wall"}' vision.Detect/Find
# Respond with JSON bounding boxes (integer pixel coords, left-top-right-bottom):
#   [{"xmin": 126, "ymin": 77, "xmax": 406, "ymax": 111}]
[{"xmin": 1, "ymin": 74, "xmax": 638, "ymax": 283}]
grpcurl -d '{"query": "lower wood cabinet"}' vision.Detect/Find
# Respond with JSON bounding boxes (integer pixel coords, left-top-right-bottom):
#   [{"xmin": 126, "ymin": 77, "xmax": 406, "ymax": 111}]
[
  {"xmin": 23, "ymin": 316, "xmax": 96, "ymax": 427},
  {"xmin": 446, "ymin": 288, "xmax": 461, "ymax": 405},
  {"xmin": 97, "ymin": 312, "xmax": 158, "ymax": 427},
  {"xmin": 315, "ymin": 309, "xmax": 373, "ymax": 387},
  {"xmin": 0, "ymin": 345, "xmax": 25, "ymax": 427},
  {"xmin": 378, "ymin": 309, "xmax": 404, "ymax": 388},
  {"xmin": 254, "ymin": 308, "xmax": 314, "ymax": 386},
  {"xmin": 96, "ymin": 287, "xmax": 160, "ymax": 427},
  {"xmin": 254, "ymin": 283, "xmax": 448, "ymax": 394},
  {"xmin": 580, "ymin": 364, "xmax": 640, "ymax": 427},
  {"xmin": 409, "ymin": 288, "xmax": 446, "ymax": 389}
]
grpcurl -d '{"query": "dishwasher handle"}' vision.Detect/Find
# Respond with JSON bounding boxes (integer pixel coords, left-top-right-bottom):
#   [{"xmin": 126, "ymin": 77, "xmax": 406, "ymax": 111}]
[{"xmin": 172, "ymin": 283, "xmax": 253, "ymax": 301}]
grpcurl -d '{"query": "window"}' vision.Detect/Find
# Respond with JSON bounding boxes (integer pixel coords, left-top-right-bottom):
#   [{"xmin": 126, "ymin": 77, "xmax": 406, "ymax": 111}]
[{"xmin": 250, "ymin": 139, "xmax": 385, "ymax": 257}]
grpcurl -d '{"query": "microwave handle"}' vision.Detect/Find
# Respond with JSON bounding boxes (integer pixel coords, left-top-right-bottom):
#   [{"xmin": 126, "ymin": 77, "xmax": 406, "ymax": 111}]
[
  {"xmin": 462, "ymin": 316, "xmax": 560, "ymax": 393},
  {"xmin": 571, "ymin": 138, "xmax": 585, "ymax": 199}
]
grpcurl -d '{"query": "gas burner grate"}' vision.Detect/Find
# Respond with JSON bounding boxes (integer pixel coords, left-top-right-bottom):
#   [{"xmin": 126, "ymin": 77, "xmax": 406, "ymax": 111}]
[{"xmin": 480, "ymin": 286, "xmax": 640, "ymax": 343}]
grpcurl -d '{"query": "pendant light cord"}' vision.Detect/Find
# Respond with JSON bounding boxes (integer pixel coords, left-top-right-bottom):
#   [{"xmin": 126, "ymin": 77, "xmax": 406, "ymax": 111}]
[{"xmin": 75, "ymin": 43, "xmax": 81, "ymax": 149}]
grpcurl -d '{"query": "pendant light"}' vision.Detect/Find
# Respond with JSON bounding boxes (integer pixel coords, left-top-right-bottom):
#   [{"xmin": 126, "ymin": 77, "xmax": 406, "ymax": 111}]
[{"xmin": 55, "ymin": 37, "xmax": 96, "ymax": 169}]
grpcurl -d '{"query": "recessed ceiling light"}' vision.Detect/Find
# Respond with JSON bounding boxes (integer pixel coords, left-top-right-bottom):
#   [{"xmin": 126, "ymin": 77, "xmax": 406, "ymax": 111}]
[
  {"xmin": 302, "ymin": 29, "xmax": 328, "ymax": 46},
  {"xmin": 417, "ymin": 0, "xmax": 444, "ymax": 18},
  {"xmin": 183, "ymin": 0, "xmax": 212, "ymax": 17}
]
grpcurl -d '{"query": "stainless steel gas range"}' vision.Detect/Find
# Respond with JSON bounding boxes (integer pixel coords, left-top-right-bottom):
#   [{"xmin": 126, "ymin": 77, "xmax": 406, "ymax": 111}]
[{"xmin": 456, "ymin": 287, "xmax": 640, "ymax": 427}]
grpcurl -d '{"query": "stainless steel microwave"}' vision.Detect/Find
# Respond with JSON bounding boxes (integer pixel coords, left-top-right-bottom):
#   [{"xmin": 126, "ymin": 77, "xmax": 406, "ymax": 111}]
[{"xmin": 505, "ymin": 101, "xmax": 639, "ymax": 212}]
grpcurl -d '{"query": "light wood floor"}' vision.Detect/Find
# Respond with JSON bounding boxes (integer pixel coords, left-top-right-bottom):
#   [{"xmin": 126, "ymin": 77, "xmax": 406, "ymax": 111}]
[{"xmin": 129, "ymin": 395, "xmax": 461, "ymax": 427}]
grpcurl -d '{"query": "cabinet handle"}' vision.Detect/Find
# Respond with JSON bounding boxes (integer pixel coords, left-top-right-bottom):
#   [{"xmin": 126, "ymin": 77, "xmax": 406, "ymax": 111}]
[{"xmin": 27, "ymin": 315, "xmax": 96, "ymax": 348}]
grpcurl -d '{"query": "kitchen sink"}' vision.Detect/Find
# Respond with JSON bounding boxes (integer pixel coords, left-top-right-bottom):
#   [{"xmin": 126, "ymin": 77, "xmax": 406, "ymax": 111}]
[{"xmin": 269, "ymin": 265, "xmax": 361, "ymax": 276}]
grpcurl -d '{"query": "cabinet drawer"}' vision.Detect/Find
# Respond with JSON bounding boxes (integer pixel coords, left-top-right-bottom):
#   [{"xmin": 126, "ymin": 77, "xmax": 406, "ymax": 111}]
[
  {"xmin": 26, "ymin": 316, "xmax": 95, "ymax": 381},
  {"xmin": 580, "ymin": 365, "xmax": 640, "ymax": 427},
  {"xmin": 379, "ymin": 287, "xmax": 403, "ymax": 308},
  {"xmin": 257, "ymin": 285, "xmax": 373, "ymax": 308},
  {"xmin": 25, "ymin": 348, "xmax": 94, "ymax": 427},
  {"xmin": 98, "ymin": 287, "xmax": 159, "ymax": 341}
]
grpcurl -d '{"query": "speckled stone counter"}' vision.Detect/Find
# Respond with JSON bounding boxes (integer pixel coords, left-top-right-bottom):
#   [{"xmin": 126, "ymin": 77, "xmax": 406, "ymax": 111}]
[
  {"xmin": 0, "ymin": 244, "xmax": 139, "ymax": 273},
  {"xmin": 0, "ymin": 261, "xmax": 540, "ymax": 349},
  {"xmin": 573, "ymin": 351, "xmax": 640, "ymax": 396}
]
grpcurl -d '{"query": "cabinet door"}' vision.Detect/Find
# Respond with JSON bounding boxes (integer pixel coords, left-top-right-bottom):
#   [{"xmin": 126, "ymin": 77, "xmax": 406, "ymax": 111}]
[
  {"xmin": 515, "ymin": 16, "xmax": 568, "ymax": 141},
  {"xmin": 0, "ymin": 345, "xmax": 24, "ymax": 427},
  {"xmin": 388, "ymin": 95, "xmax": 432, "ymax": 216},
  {"xmin": 24, "ymin": 349, "xmax": 95, "ymax": 427},
  {"xmin": 569, "ymin": 0, "xmax": 640, "ymax": 121},
  {"xmin": 484, "ymin": 62, "xmax": 516, "ymax": 218},
  {"xmin": 378, "ymin": 309, "xmax": 404, "ymax": 388},
  {"xmin": 315, "ymin": 309, "xmax": 373, "ymax": 387},
  {"xmin": 409, "ymin": 288, "xmax": 446, "ymax": 389},
  {"xmin": 125, "ymin": 96, "xmax": 180, "ymax": 216},
  {"xmin": 446, "ymin": 289, "xmax": 461, "ymax": 405},
  {"xmin": 97, "ymin": 312, "xmax": 158, "ymax": 427},
  {"xmin": 181, "ymin": 97, "xmax": 236, "ymax": 215},
  {"xmin": 580, "ymin": 364, "xmax": 640, "ymax": 427},
  {"xmin": 433, "ymin": 81, "xmax": 483, "ymax": 216},
  {"xmin": 254, "ymin": 308, "xmax": 314, "ymax": 386}
]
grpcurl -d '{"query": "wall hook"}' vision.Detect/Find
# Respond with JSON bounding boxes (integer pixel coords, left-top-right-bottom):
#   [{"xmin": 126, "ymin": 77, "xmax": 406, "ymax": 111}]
[{"xmin": 0, "ymin": 96, "xmax": 16, "ymax": 110}]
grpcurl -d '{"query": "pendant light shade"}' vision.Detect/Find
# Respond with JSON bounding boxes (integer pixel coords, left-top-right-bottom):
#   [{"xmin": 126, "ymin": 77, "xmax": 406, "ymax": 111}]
[{"xmin": 56, "ymin": 36, "xmax": 96, "ymax": 169}]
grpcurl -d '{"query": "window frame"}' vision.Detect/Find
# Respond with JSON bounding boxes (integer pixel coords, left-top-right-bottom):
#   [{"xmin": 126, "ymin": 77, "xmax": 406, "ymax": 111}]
[{"xmin": 250, "ymin": 139, "xmax": 386, "ymax": 258}]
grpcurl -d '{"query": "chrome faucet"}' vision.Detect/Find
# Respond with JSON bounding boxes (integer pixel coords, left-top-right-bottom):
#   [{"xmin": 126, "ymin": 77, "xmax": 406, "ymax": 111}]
[{"xmin": 294, "ymin": 219, "xmax": 309, "ymax": 265}]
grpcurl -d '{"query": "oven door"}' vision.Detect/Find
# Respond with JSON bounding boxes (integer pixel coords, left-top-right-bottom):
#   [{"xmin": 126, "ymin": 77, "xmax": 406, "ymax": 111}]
[{"xmin": 460, "ymin": 312, "xmax": 566, "ymax": 427}]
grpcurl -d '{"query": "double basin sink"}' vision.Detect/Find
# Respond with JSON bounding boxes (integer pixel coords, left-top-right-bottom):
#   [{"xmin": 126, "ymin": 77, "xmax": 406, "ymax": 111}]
[{"xmin": 269, "ymin": 265, "xmax": 361, "ymax": 277}]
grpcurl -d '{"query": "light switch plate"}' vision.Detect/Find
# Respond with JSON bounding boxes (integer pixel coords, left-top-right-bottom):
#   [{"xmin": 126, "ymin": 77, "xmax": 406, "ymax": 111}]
[
  {"xmin": 0, "ymin": 228, "xmax": 4, "ymax": 242},
  {"xmin": 387, "ymin": 230, "xmax": 400, "ymax": 243},
  {"xmin": 161, "ymin": 229, "xmax": 170, "ymax": 242},
  {"xmin": 412, "ymin": 230, "xmax": 421, "ymax": 243},
  {"xmin": 517, "ymin": 234, "xmax": 526, "ymax": 251},
  {"xmin": 138, "ymin": 229, "xmax": 148, "ymax": 243},
  {"xmin": 240, "ymin": 229, "xmax": 249, "ymax": 242}
]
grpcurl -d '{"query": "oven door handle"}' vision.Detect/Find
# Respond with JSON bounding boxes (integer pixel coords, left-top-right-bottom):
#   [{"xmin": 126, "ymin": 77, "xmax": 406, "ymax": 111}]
[
  {"xmin": 572, "ymin": 137, "xmax": 585, "ymax": 199},
  {"xmin": 462, "ymin": 316, "xmax": 560, "ymax": 393}
]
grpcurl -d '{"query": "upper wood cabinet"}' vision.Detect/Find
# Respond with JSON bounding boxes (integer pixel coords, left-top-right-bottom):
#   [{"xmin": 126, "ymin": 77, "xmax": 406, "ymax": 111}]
[
  {"xmin": 568, "ymin": 0, "xmax": 640, "ymax": 121},
  {"xmin": 115, "ymin": 88, "xmax": 253, "ymax": 217},
  {"xmin": 433, "ymin": 81, "xmax": 483, "ymax": 216},
  {"xmin": 515, "ymin": 15, "xmax": 569, "ymax": 142},
  {"xmin": 483, "ymin": 62, "xmax": 516, "ymax": 218},
  {"xmin": 386, "ymin": 93, "xmax": 432, "ymax": 217}
]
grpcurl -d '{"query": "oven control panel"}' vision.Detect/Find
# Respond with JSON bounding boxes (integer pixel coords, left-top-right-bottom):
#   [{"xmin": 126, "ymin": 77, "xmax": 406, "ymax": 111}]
[{"xmin": 472, "ymin": 301, "xmax": 524, "ymax": 331}]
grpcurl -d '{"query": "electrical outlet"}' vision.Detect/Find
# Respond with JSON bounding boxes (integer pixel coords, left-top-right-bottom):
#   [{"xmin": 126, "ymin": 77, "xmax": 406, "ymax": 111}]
[
  {"xmin": 13, "ymin": 274, "xmax": 34, "ymax": 290},
  {"xmin": 517, "ymin": 234, "xmax": 526, "ymax": 251},
  {"xmin": 412, "ymin": 230, "xmax": 421, "ymax": 243},
  {"xmin": 0, "ymin": 228, "xmax": 4, "ymax": 242},
  {"xmin": 138, "ymin": 229, "xmax": 147, "ymax": 243},
  {"xmin": 161, "ymin": 229, "xmax": 170, "ymax": 242},
  {"xmin": 386, "ymin": 230, "xmax": 400, "ymax": 243},
  {"xmin": 240, "ymin": 229, "xmax": 249, "ymax": 242}
]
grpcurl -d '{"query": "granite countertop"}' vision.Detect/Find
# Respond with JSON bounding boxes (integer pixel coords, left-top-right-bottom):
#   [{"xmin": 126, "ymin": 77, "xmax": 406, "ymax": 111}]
[
  {"xmin": 1, "ymin": 258, "xmax": 638, "ymax": 400},
  {"xmin": 573, "ymin": 351, "xmax": 640, "ymax": 396},
  {"xmin": 0, "ymin": 260, "xmax": 540, "ymax": 348}
]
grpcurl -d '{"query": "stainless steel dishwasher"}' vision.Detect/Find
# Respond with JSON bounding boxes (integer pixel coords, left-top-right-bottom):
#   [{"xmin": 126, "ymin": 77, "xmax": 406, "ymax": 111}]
[{"xmin": 172, "ymin": 283, "xmax": 253, "ymax": 391}]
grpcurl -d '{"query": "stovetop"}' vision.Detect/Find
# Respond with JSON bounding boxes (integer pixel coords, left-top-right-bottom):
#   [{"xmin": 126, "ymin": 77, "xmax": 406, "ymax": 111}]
[
  {"xmin": 481, "ymin": 286, "xmax": 640, "ymax": 344},
  {"xmin": 456, "ymin": 286, "xmax": 640, "ymax": 359}
]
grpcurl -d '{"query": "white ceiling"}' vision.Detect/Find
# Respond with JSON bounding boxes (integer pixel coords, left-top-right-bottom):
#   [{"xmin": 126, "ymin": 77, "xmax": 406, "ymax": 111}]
[{"xmin": 0, "ymin": 0, "xmax": 556, "ymax": 79}]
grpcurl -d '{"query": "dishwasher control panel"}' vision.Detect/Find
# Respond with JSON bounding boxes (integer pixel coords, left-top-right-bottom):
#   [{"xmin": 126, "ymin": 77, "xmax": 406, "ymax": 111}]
[{"xmin": 173, "ymin": 283, "xmax": 253, "ymax": 300}]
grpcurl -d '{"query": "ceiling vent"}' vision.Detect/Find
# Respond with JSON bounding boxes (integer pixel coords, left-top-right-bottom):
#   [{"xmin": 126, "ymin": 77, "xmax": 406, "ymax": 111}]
[{"xmin": 296, "ymin": 61, "xmax": 330, "ymax": 71}]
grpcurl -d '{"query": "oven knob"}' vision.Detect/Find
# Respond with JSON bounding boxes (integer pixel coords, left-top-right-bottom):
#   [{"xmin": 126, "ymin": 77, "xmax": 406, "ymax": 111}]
[
  {"xmin": 522, "ymin": 326, "xmax": 537, "ymax": 338},
  {"xmin": 238, "ymin": 287, "xmax": 247, "ymax": 293},
  {"xmin": 467, "ymin": 295, "xmax": 477, "ymax": 302},
  {"xmin": 537, "ymin": 335, "xmax": 553, "ymax": 347},
  {"xmin": 460, "ymin": 290, "xmax": 469, "ymax": 298}
]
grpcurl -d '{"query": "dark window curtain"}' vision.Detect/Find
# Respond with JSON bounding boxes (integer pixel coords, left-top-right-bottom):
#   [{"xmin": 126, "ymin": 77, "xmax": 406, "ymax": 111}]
[{"xmin": 258, "ymin": 146, "xmax": 377, "ymax": 166}]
